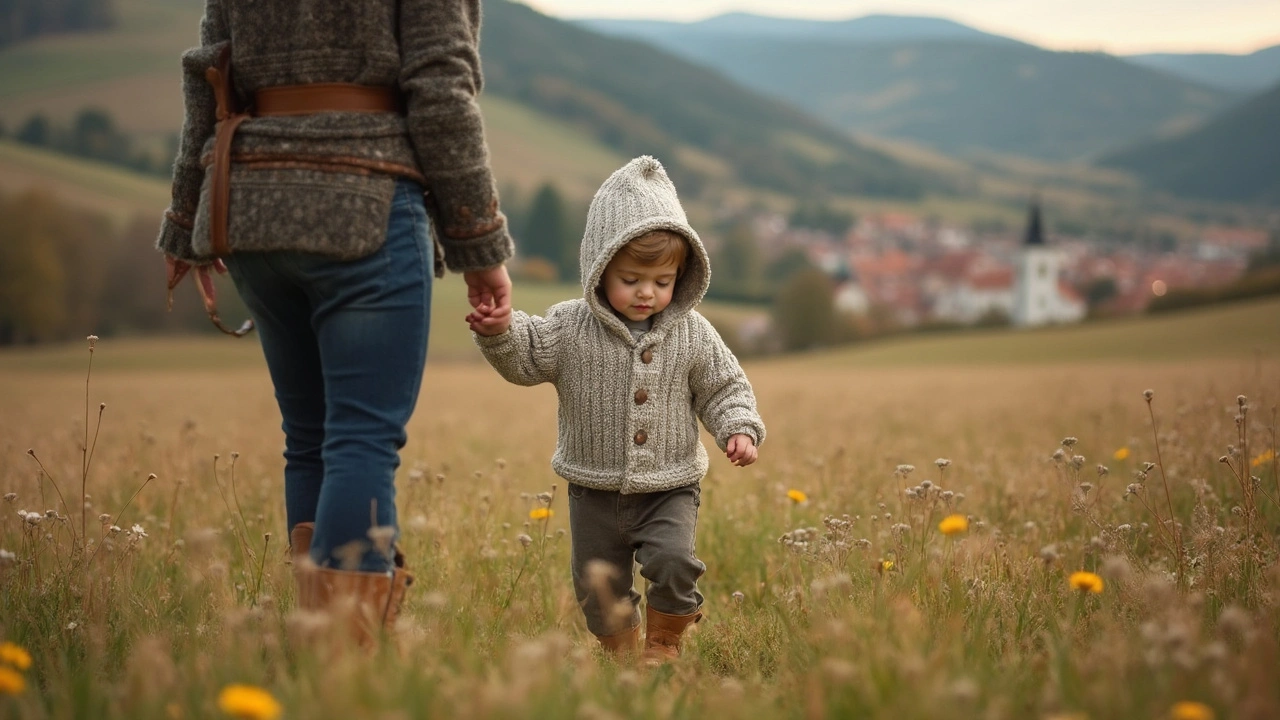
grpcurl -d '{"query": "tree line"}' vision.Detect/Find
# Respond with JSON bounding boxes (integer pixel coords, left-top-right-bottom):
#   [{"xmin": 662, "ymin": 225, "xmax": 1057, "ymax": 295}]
[
  {"xmin": 0, "ymin": 188, "xmax": 237, "ymax": 345},
  {"xmin": 5, "ymin": 109, "xmax": 177, "ymax": 177},
  {"xmin": 0, "ymin": 0, "xmax": 114, "ymax": 47}
]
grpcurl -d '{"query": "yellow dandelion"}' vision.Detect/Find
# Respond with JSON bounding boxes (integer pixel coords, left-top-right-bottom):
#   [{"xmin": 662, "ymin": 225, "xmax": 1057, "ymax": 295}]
[
  {"xmin": 529, "ymin": 507, "xmax": 553, "ymax": 521},
  {"xmin": 1251, "ymin": 449, "xmax": 1275, "ymax": 468},
  {"xmin": 1068, "ymin": 571, "xmax": 1104, "ymax": 594},
  {"xmin": 217, "ymin": 684, "xmax": 282, "ymax": 720},
  {"xmin": 1113, "ymin": 447, "xmax": 1130, "ymax": 461},
  {"xmin": 938, "ymin": 514, "xmax": 968, "ymax": 536},
  {"xmin": 1169, "ymin": 701, "xmax": 1214, "ymax": 720},
  {"xmin": 786, "ymin": 489, "xmax": 808, "ymax": 504},
  {"xmin": 0, "ymin": 642, "xmax": 31, "ymax": 671},
  {"xmin": 0, "ymin": 666, "xmax": 25, "ymax": 696},
  {"xmin": 879, "ymin": 559, "xmax": 894, "ymax": 572}
]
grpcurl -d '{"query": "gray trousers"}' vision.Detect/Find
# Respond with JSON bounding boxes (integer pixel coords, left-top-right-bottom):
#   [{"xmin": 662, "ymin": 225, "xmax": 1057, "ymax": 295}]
[{"xmin": 568, "ymin": 483, "xmax": 706, "ymax": 637}]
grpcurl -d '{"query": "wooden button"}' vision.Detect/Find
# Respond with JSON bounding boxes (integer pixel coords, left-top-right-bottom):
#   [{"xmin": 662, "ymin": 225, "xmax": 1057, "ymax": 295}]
[
  {"xmin": 634, "ymin": 430, "xmax": 648, "ymax": 445},
  {"xmin": 641, "ymin": 349, "xmax": 653, "ymax": 364},
  {"xmin": 634, "ymin": 389, "xmax": 648, "ymax": 405}
]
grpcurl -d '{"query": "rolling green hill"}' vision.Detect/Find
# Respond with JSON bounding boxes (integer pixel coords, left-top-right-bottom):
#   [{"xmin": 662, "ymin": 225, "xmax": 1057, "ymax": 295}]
[
  {"xmin": 0, "ymin": 0, "xmax": 939, "ymax": 205},
  {"xmin": 1100, "ymin": 82, "xmax": 1280, "ymax": 203},
  {"xmin": 584, "ymin": 21, "xmax": 1234, "ymax": 161}
]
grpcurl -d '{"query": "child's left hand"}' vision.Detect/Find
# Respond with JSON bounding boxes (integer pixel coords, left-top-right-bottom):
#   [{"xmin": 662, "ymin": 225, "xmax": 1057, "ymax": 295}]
[{"xmin": 726, "ymin": 434, "xmax": 757, "ymax": 467}]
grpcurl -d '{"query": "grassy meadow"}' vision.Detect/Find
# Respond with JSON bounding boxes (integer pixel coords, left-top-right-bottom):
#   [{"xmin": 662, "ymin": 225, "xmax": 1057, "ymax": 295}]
[{"xmin": 2, "ymin": 304, "xmax": 1279, "ymax": 719}]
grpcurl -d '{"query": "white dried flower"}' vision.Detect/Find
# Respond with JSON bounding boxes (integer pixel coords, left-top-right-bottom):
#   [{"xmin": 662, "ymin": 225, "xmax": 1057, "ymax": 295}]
[
  {"xmin": 536, "ymin": 492, "xmax": 553, "ymax": 504},
  {"xmin": 131, "ymin": 524, "xmax": 148, "ymax": 538},
  {"xmin": 1143, "ymin": 389, "xmax": 1154, "ymax": 401},
  {"xmin": 895, "ymin": 464, "xmax": 915, "ymax": 476},
  {"xmin": 109, "ymin": 525, "xmax": 121, "ymax": 534},
  {"xmin": 98, "ymin": 513, "xmax": 111, "ymax": 523},
  {"xmin": 3, "ymin": 493, "xmax": 15, "ymax": 503},
  {"xmin": 0, "ymin": 549, "xmax": 16, "ymax": 567},
  {"xmin": 934, "ymin": 458, "xmax": 951, "ymax": 468},
  {"xmin": 1061, "ymin": 437, "xmax": 1078, "ymax": 447},
  {"xmin": 516, "ymin": 533, "xmax": 532, "ymax": 548},
  {"xmin": 1051, "ymin": 448, "xmax": 1065, "ymax": 461},
  {"xmin": 732, "ymin": 591, "xmax": 745, "ymax": 602}
]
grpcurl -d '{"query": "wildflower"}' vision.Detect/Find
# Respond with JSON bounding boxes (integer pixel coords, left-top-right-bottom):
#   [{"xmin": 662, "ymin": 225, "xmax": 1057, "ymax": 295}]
[
  {"xmin": 0, "ymin": 666, "xmax": 25, "ymax": 696},
  {"xmin": 2, "ymin": 493, "xmax": 14, "ymax": 503},
  {"xmin": 1061, "ymin": 437, "xmax": 1078, "ymax": 447},
  {"xmin": 217, "ymin": 684, "xmax": 282, "ymax": 720},
  {"xmin": 1068, "ymin": 571, "xmax": 1104, "ymax": 594},
  {"xmin": 516, "ymin": 534, "xmax": 532, "ymax": 548},
  {"xmin": 879, "ymin": 559, "xmax": 894, "ymax": 572},
  {"xmin": 1169, "ymin": 701, "xmax": 1214, "ymax": 720},
  {"xmin": 536, "ymin": 491, "xmax": 553, "ymax": 504},
  {"xmin": 1143, "ymin": 389, "xmax": 1154, "ymax": 401},
  {"xmin": 938, "ymin": 514, "xmax": 969, "ymax": 536},
  {"xmin": 934, "ymin": 458, "xmax": 951, "ymax": 469},
  {"xmin": 1113, "ymin": 447, "xmax": 1130, "ymax": 461},
  {"xmin": 0, "ymin": 642, "xmax": 31, "ymax": 671},
  {"xmin": 131, "ymin": 524, "xmax": 148, "ymax": 538},
  {"xmin": 894, "ymin": 464, "xmax": 915, "ymax": 477},
  {"xmin": 786, "ymin": 489, "xmax": 808, "ymax": 504},
  {"xmin": 1251, "ymin": 449, "xmax": 1275, "ymax": 468},
  {"xmin": 529, "ymin": 508, "xmax": 553, "ymax": 521},
  {"xmin": 731, "ymin": 591, "xmax": 744, "ymax": 602}
]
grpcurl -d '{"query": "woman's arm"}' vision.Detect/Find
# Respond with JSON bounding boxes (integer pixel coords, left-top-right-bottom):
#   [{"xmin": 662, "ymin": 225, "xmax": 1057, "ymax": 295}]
[
  {"xmin": 398, "ymin": 0, "xmax": 514, "ymax": 273},
  {"xmin": 156, "ymin": 0, "xmax": 229, "ymax": 263}
]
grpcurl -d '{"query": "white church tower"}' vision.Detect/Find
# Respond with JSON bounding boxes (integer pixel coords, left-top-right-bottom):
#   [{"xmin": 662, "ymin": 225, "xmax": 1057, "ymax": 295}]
[{"xmin": 1013, "ymin": 200, "xmax": 1064, "ymax": 327}]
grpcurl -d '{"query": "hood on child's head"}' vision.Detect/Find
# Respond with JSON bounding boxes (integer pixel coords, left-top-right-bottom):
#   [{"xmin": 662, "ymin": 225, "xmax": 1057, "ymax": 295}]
[{"xmin": 579, "ymin": 156, "xmax": 711, "ymax": 335}]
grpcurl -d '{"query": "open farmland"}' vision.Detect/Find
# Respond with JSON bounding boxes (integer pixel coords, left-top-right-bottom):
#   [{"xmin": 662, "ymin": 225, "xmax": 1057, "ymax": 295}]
[{"xmin": 1, "ymin": 302, "xmax": 1278, "ymax": 719}]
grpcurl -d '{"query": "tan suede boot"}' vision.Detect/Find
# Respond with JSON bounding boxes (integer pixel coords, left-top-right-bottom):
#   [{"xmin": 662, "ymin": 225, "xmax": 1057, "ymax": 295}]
[
  {"xmin": 641, "ymin": 606, "xmax": 702, "ymax": 665},
  {"xmin": 289, "ymin": 522, "xmax": 317, "ymax": 610},
  {"xmin": 595, "ymin": 624, "xmax": 641, "ymax": 660},
  {"xmin": 310, "ymin": 560, "xmax": 414, "ymax": 648}
]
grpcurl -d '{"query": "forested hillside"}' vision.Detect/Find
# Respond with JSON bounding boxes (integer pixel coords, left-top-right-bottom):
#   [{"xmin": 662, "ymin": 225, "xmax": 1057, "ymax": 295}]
[
  {"xmin": 587, "ymin": 19, "xmax": 1233, "ymax": 161},
  {"xmin": 1101, "ymin": 82, "xmax": 1280, "ymax": 203}
]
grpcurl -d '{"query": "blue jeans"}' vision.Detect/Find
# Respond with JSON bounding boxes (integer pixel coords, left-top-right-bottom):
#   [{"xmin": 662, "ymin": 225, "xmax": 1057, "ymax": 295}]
[{"xmin": 226, "ymin": 179, "xmax": 432, "ymax": 572}]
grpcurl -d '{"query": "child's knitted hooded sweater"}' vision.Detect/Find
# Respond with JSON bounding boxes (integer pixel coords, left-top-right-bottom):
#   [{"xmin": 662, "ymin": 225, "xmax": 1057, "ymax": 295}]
[{"xmin": 475, "ymin": 156, "xmax": 765, "ymax": 494}]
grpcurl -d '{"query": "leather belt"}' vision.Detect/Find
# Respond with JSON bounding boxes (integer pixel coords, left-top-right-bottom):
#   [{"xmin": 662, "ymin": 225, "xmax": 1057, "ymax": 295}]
[{"xmin": 203, "ymin": 46, "xmax": 401, "ymax": 256}]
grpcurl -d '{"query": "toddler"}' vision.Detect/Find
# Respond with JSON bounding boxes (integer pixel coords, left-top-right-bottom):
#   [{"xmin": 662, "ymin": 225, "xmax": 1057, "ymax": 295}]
[{"xmin": 468, "ymin": 156, "xmax": 765, "ymax": 662}]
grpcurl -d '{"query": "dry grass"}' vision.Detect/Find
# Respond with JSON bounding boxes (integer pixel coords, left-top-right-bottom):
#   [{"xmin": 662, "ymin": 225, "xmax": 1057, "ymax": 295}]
[{"xmin": 1, "ymin": 335, "xmax": 1278, "ymax": 719}]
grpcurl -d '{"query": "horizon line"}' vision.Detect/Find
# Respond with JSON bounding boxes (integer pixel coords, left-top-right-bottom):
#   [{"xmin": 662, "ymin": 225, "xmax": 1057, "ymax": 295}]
[{"xmin": 533, "ymin": 6, "xmax": 1280, "ymax": 57}]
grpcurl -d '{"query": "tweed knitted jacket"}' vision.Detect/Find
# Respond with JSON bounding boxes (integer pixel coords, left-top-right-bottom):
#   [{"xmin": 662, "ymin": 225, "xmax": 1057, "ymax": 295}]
[
  {"xmin": 156, "ymin": 0, "xmax": 513, "ymax": 274},
  {"xmin": 476, "ymin": 157, "xmax": 765, "ymax": 494}
]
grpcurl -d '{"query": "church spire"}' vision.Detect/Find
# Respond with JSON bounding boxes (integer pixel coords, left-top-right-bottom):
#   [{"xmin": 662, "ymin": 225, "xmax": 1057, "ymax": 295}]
[{"xmin": 1024, "ymin": 197, "xmax": 1045, "ymax": 247}]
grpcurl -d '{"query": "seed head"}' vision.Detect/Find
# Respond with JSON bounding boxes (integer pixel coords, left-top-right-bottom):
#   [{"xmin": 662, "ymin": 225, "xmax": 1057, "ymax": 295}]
[
  {"xmin": 1061, "ymin": 437, "xmax": 1078, "ymax": 447},
  {"xmin": 934, "ymin": 458, "xmax": 951, "ymax": 469},
  {"xmin": 732, "ymin": 591, "xmax": 745, "ymax": 602},
  {"xmin": 1096, "ymin": 464, "xmax": 1109, "ymax": 477},
  {"xmin": 1143, "ymin": 389, "xmax": 1154, "ymax": 401},
  {"xmin": 536, "ymin": 492, "xmax": 553, "ymax": 504},
  {"xmin": 516, "ymin": 533, "xmax": 532, "ymax": 548}
]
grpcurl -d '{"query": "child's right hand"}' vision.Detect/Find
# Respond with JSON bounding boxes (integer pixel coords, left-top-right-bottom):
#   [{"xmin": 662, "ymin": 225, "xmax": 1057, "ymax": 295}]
[{"xmin": 467, "ymin": 302, "xmax": 510, "ymax": 336}]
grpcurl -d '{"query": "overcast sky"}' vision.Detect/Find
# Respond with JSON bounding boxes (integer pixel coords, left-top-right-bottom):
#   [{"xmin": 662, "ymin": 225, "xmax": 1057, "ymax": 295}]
[{"xmin": 523, "ymin": 0, "xmax": 1280, "ymax": 55}]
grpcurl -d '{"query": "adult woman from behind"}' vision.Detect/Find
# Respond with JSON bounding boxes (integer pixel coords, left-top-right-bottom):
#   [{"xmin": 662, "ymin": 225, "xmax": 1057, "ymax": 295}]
[{"xmin": 157, "ymin": 0, "xmax": 514, "ymax": 641}]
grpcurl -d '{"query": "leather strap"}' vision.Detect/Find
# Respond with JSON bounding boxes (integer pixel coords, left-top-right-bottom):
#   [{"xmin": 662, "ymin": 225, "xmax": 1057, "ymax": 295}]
[
  {"xmin": 205, "ymin": 46, "xmax": 247, "ymax": 258},
  {"xmin": 255, "ymin": 83, "xmax": 401, "ymax": 116},
  {"xmin": 202, "ymin": 47, "xmax": 401, "ymax": 257}
]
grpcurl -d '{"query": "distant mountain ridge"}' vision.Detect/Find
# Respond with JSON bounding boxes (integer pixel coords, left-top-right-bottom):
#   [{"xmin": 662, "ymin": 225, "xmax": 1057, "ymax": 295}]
[
  {"xmin": 480, "ymin": 1, "xmax": 937, "ymax": 199},
  {"xmin": 582, "ymin": 12, "xmax": 1023, "ymax": 45},
  {"xmin": 1101, "ymin": 81, "xmax": 1280, "ymax": 203},
  {"xmin": 585, "ymin": 14, "xmax": 1235, "ymax": 161},
  {"xmin": 1126, "ymin": 45, "xmax": 1280, "ymax": 93}
]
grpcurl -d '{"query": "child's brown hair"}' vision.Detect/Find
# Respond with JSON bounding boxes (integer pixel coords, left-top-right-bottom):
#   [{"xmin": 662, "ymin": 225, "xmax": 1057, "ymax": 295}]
[{"xmin": 615, "ymin": 230, "xmax": 689, "ymax": 275}]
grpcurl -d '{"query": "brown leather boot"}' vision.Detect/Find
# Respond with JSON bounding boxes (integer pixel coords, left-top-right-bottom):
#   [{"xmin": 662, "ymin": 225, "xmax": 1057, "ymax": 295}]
[
  {"xmin": 289, "ymin": 522, "xmax": 317, "ymax": 610},
  {"xmin": 595, "ymin": 624, "xmax": 641, "ymax": 659},
  {"xmin": 642, "ymin": 606, "xmax": 702, "ymax": 665},
  {"xmin": 310, "ymin": 563, "xmax": 413, "ymax": 648}
]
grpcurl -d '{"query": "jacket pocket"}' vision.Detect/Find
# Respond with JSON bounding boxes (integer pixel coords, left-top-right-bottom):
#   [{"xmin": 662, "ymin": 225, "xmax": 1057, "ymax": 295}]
[{"xmin": 192, "ymin": 165, "xmax": 396, "ymax": 261}]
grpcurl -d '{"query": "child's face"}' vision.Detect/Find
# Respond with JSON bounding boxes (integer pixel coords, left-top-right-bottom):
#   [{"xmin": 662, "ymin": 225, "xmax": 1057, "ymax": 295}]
[{"xmin": 601, "ymin": 252, "xmax": 680, "ymax": 322}]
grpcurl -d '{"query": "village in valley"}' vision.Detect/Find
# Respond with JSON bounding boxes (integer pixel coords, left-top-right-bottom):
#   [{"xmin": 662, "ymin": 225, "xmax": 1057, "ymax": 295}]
[{"xmin": 742, "ymin": 201, "xmax": 1269, "ymax": 334}]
